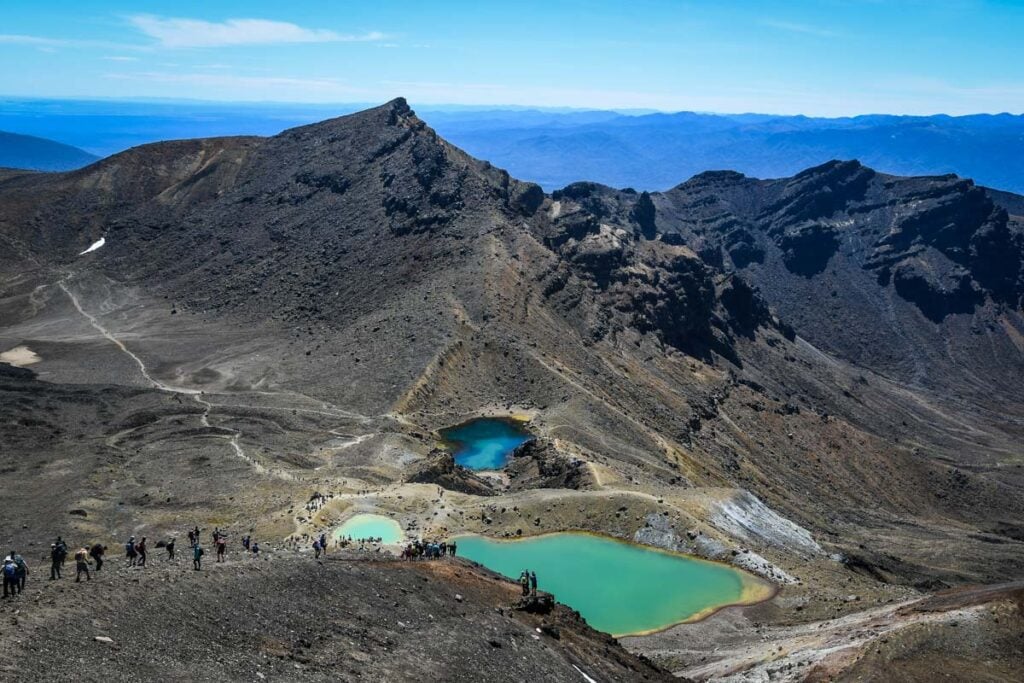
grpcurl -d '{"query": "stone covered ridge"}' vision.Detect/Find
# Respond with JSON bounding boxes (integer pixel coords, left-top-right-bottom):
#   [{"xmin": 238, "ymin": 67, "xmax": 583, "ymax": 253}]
[{"xmin": 656, "ymin": 160, "xmax": 1024, "ymax": 322}]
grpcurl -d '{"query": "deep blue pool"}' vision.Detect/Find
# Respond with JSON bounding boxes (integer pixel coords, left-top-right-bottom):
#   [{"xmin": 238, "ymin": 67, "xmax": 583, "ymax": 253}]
[{"xmin": 439, "ymin": 418, "xmax": 533, "ymax": 470}]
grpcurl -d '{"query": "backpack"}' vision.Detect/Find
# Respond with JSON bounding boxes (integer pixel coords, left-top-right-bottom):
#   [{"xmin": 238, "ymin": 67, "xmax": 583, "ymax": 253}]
[{"xmin": 3, "ymin": 564, "xmax": 15, "ymax": 578}]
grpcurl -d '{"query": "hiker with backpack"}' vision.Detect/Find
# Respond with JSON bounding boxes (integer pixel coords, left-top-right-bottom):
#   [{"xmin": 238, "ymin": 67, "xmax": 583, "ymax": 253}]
[
  {"xmin": 50, "ymin": 543, "xmax": 62, "ymax": 580},
  {"xmin": 54, "ymin": 537, "xmax": 68, "ymax": 567},
  {"xmin": 125, "ymin": 537, "xmax": 138, "ymax": 567},
  {"xmin": 137, "ymin": 537, "xmax": 148, "ymax": 567},
  {"xmin": 530, "ymin": 571, "xmax": 538, "ymax": 597},
  {"xmin": 10, "ymin": 550, "xmax": 28, "ymax": 592},
  {"xmin": 319, "ymin": 533, "xmax": 328, "ymax": 556},
  {"xmin": 519, "ymin": 570, "xmax": 530, "ymax": 596},
  {"xmin": 216, "ymin": 533, "xmax": 226, "ymax": 563},
  {"xmin": 2, "ymin": 557, "xmax": 17, "ymax": 597},
  {"xmin": 166, "ymin": 538, "xmax": 176, "ymax": 561},
  {"xmin": 89, "ymin": 543, "xmax": 106, "ymax": 571},
  {"xmin": 313, "ymin": 539, "xmax": 321, "ymax": 559},
  {"xmin": 74, "ymin": 547, "xmax": 91, "ymax": 582},
  {"xmin": 193, "ymin": 542, "xmax": 203, "ymax": 571}
]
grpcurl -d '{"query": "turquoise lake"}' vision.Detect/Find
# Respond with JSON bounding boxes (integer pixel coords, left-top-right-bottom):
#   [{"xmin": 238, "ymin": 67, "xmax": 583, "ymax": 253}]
[
  {"xmin": 439, "ymin": 418, "xmax": 533, "ymax": 470},
  {"xmin": 334, "ymin": 514, "xmax": 404, "ymax": 544},
  {"xmin": 456, "ymin": 532, "xmax": 768, "ymax": 637}
]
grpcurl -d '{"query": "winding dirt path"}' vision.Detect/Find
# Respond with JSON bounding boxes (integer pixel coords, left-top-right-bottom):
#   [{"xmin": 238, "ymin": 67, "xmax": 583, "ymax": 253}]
[{"xmin": 58, "ymin": 280, "xmax": 296, "ymax": 478}]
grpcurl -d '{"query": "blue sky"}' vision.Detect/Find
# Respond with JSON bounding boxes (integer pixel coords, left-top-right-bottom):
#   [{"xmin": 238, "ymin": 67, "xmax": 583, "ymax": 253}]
[{"xmin": 1, "ymin": 0, "xmax": 1022, "ymax": 115}]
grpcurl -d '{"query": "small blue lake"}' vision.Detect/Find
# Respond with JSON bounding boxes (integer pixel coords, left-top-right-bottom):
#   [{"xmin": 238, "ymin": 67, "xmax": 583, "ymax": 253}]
[
  {"xmin": 439, "ymin": 417, "xmax": 533, "ymax": 470},
  {"xmin": 334, "ymin": 514, "xmax": 404, "ymax": 544}
]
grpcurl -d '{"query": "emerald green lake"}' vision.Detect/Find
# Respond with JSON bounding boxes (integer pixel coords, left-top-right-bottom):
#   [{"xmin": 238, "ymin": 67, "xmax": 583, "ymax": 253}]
[
  {"xmin": 439, "ymin": 417, "xmax": 533, "ymax": 470},
  {"xmin": 334, "ymin": 514, "xmax": 404, "ymax": 544},
  {"xmin": 457, "ymin": 532, "xmax": 766, "ymax": 636}
]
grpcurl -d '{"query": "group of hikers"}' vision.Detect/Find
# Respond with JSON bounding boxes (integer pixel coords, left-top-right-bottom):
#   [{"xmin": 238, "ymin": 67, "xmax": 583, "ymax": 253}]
[
  {"xmin": 400, "ymin": 539, "xmax": 457, "ymax": 560},
  {"xmin": 311, "ymin": 533, "xmax": 330, "ymax": 559},
  {"xmin": 3, "ymin": 537, "xmax": 100, "ymax": 593},
  {"xmin": 2, "ymin": 550, "xmax": 29, "ymax": 597},
  {"xmin": 122, "ymin": 526, "xmax": 257, "ymax": 572},
  {"xmin": 519, "ymin": 569, "xmax": 539, "ymax": 597},
  {"xmin": 1, "ymin": 526, "xmax": 270, "ymax": 599},
  {"xmin": 5, "ymin": 528, "xmax": 540, "ymax": 604}
]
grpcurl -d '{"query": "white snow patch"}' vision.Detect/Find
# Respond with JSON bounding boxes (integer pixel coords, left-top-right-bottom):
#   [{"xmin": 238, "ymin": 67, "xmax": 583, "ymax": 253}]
[
  {"xmin": 79, "ymin": 237, "xmax": 106, "ymax": 255},
  {"xmin": 710, "ymin": 491, "xmax": 822, "ymax": 557}
]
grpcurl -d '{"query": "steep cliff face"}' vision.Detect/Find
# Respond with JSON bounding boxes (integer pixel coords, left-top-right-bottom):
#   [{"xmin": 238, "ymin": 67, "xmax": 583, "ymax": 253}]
[
  {"xmin": 651, "ymin": 160, "xmax": 1024, "ymax": 394},
  {"xmin": 533, "ymin": 182, "xmax": 777, "ymax": 358}
]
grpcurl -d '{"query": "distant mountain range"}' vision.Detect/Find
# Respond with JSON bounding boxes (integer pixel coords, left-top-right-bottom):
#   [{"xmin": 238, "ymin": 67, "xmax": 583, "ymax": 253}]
[
  {"xmin": 428, "ymin": 109, "xmax": 1024, "ymax": 194},
  {"xmin": 2, "ymin": 98, "xmax": 1023, "ymax": 193},
  {"xmin": 0, "ymin": 130, "xmax": 98, "ymax": 171}
]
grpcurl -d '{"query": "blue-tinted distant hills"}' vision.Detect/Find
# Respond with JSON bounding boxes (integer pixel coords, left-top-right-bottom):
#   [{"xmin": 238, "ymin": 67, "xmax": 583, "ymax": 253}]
[
  {"xmin": 429, "ymin": 110, "xmax": 1024, "ymax": 194},
  {"xmin": 1, "ymin": 98, "xmax": 1023, "ymax": 193},
  {"xmin": 0, "ymin": 130, "xmax": 98, "ymax": 171}
]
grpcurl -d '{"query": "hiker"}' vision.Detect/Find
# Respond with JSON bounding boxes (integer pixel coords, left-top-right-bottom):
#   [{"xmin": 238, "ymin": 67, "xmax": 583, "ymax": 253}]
[
  {"xmin": 216, "ymin": 533, "xmax": 226, "ymax": 563},
  {"xmin": 187, "ymin": 529, "xmax": 196, "ymax": 548},
  {"xmin": 89, "ymin": 543, "xmax": 106, "ymax": 571},
  {"xmin": 449, "ymin": 541, "xmax": 457, "ymax": 557},
  {"xmin": 530, "ymin": 571, "xmax": 538, "ymax": 597},
  {"xmin": 313, "ymin": 539, "xmax": 321, "ymax": 559},
  {"xmin": 212, "ymin": 528, "xmax": 220, "ymax": 545},
  {"xmin": 242, "ymin": 535, "xmax": 250, "ymax": 552},
  {"xmin": 10, "ymin": 550, "xmax": 28, "ymax": 592},
  {"xmin": 166, "ymin": 538, "xmax": 176, "ymax": 561},
  {"xmin": 55, "ymin": 537, "xmax": 68, "ymax": 567},
  {"xmin": 193, "ymin": 526, "xmax": 201, "ymax": 544},
  {"xmin": 74, "ymin": 547, "xmax": 91, "ymax": 582},
  {"xmin": 137, "ymin": 537, "xmax": 148, "ymax": 567},
  {"xmin": 519, "ymin": 570, "xmax": 530, "ymax": 596},
  {"xmin": 125, "ymin": 536, "xmax": 138, "ymax": 567},
  {"xmin": 251, "ymin": 541, "xmax": 260, "ymax": 557},
  {"xmin": 319, "ymin": 533, "xmax": 328, "ymax": 556},
  {"xmin": 50, "ymin": 544, "xmax": 62, "ymax": 580},
  {"xmin": 193, "ymin": 543, "xmax": 203, "ymax": 571},
  {"xmin": 3, "ymin": 557, "xmax": 17, "ymax": 598}
]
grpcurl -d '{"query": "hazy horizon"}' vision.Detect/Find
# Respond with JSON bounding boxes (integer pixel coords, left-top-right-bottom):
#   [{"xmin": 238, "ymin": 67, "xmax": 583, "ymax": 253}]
[
  {"xmin": 3, "ymin": 94, "xmax": 1023, "ymax": 121},
  {"xmin": 3, "ymin": 1, "xmax": 1023, "ymax": 116}
]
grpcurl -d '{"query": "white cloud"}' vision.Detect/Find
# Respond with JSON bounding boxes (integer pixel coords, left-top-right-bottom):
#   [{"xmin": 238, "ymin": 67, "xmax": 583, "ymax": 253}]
[
  {"xmin": 761, "ymin": 20, "xmax": 838, "ymax": 38},
  {"xmin": 0, "ymin": 34, "xmax": 67, "ymax": 46},
  {"xmin": 128, "ymin": 15, "xmax": 384, "ymax": 48},
  {"xmin": 103, "ymin": 55, "xmax": 139, "ymax": 62},
  {"xmin": 0, "ymin": 33, "xmax": 145, "ymax": 51}
]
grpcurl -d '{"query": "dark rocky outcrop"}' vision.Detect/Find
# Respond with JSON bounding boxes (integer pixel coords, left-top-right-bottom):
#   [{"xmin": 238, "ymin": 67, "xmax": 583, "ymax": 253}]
[
  {"xmin": 507, "ymin": 438, "xmax": 594, "ymax": 491},
  {"xmin": 406, "ymin": 449, "xmax": 495, "ymax": 496},
  {"xmin": 655, "ymin": 158, "xmax": 1024, "ymax": 391}
]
